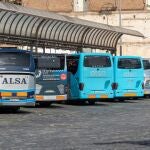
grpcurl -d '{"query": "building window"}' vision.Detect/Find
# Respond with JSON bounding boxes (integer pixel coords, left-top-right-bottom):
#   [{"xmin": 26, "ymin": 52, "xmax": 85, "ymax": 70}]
[
  {"xmin": 146, "ymin": 0, "xmax": 150, "ymax": 9},
  {"xmin": 0, "ymin": 0, "xmax": 22, "ymax": 5}
]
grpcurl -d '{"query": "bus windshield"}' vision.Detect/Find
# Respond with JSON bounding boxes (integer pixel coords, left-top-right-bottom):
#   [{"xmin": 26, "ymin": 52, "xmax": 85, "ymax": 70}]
[
  {"xmin": 0, "ymin": 52, "xmax": 30, "ymax": 67},
  {"xmin": 143, "ymin": 60, "xmax": 150, "ymax": 70},
  {"xmin": 118, "ymin": 58, "xmax": 141, "ymax": 69},
  {"xmin": 35, "ymin": 55, "xmax": 65, "ymax": 70},
  {"xmin": 84, "ymin": 56, "xmax": 111, "ymax": 68}
]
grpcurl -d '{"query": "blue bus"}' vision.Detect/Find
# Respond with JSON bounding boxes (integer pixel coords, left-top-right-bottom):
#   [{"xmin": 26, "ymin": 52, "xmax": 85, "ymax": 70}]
[
  {"xmin": 143, "ymin": 58, "xmax": 150, "ymax": 96},
  {"xmin": 33, "ymin": 53, "xmax": 67, "ymax": 106},
  {"xmin": 67, "ymin": 53, "xmax": 114, "ymax": 104},
  {"xmin": 113, "ymin": 56, "xmax": 144, "ymax": 99},
  {"xmin": 0, "ymin": 48, "xmax": 35, "ymax": 111}
]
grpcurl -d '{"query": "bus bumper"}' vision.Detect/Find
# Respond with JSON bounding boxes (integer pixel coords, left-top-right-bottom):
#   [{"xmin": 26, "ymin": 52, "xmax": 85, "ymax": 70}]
[
  {"xmin": 0, "ymin": 98, "xmax": 35, "ymax": 107},
  {"xmin": 35, "ymin": 94, "xmax": 67, "ymax": 102},
  {"xmin": 144, "ymin": 89, "xmax": 150, "ymax": 96},
  {"xmin": 79, "ymin": 92, "xmax": 114, "ymax": 99},
  {"xmin": 114, "ymin": 90, "xmax": 144, "ymax": 98}
]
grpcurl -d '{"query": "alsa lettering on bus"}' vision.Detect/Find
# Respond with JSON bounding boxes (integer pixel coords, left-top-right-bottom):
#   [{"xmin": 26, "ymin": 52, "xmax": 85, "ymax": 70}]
[{"xmin": 2, "ymin": 78, "xmax": 27, "ymax": 84}]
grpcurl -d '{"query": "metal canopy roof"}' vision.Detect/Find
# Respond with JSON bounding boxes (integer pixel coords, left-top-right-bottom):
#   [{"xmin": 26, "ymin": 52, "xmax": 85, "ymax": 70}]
[{"xmin": 0, "ymin": 2, "xmax": 144, "ymax": 51}]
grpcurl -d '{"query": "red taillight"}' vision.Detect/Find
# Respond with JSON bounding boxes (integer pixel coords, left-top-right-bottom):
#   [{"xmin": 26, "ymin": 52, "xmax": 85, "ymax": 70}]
[
  {"xmin": 111, "ymin": 83, "xmax": 118, "ymax": 90},
  {"xmin": 60, "ymin": 74, "xmax": 67, "ymax": 80},
  {"xmin": 79, "ymin": 83, "xmax": 84, "ymax": 91},
  {"xmin": 142, "ymin": 83, "xmax": 144, "ymax": 89}
]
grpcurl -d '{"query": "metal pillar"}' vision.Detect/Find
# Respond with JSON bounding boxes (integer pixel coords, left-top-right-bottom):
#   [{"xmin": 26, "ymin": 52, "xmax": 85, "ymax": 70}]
[{"xmin": 118, "ymin": 0, "xmax": 122, "ymax": 56}]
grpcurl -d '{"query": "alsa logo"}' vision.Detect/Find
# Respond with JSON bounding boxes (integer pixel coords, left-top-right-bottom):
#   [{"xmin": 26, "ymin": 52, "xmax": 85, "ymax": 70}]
[{"xmin": 2, "ymin": 78, "xmax": 27, "ymax": 84}]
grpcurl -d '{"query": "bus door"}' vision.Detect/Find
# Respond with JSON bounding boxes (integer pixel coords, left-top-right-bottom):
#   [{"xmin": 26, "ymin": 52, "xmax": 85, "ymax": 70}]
[
  {"xmin": 114, "ymin": 56, "xmax": 144, "ymax": 98},
  {"xmin": 81, "ymin": 54, "xmax": 114, "ymax": 99},
  {"xmin": 67, "ymin": 56, "xmax": 80, "ymax": 99},
  {"xmin": 35, "ymin": 54, "xmax": 67, "ymax": 105}
]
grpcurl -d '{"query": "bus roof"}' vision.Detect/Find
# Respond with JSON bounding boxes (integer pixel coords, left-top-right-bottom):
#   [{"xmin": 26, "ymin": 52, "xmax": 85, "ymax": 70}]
[
  {"xmin": 114, "ymin": 56, "xmax": 142, "ymax": 59},
  {"xmin": 68, "ymin": 53, "xmax": 112, "ymax": 57},
  {"xmin": 0, "ymin": 48, "xmax": 31, "ymax": 53}
]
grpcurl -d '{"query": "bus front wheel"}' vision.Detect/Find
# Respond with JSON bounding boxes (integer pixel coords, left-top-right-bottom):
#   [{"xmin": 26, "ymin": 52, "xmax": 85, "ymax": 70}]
[
  {"xmin": 11, "ymin": 107, "xmax": 20, "ymax": 112},
  {"xmin": 88, "ymin": 100, "xmax": 96, "ymax": 105},
  {"xmin": 39, "ymin": 102, "xmax": 52, "ymax": 107}
]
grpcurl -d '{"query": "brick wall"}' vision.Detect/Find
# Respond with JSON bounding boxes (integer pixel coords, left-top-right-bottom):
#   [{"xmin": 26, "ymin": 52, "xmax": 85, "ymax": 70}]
[
  {"xmin": 22, "ymin": 0, "xmax": 73, "ymax": 12},
  {"xmin": 89, "ymin": 0, "xmax": 145, "ymax": 12}
]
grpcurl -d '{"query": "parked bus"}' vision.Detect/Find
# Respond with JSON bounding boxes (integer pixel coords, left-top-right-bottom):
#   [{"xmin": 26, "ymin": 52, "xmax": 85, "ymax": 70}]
[
  {"xmin": 33, "ymin": 53, "xmax": 67, "ymax": 106},
  {"xmin": 67, "ymin": 53, "xmax": 114, "ymax": 104},
  {"xmin": 113, "ymin": 56, "xmax": 144, "ymax": 99},
  {"xmin": 143, "ymin": 58, "xmax": 150, "ymax": 96},
  {"xmin": 0, "ymin": 48, "xmax": 35, "ymax": 111}
]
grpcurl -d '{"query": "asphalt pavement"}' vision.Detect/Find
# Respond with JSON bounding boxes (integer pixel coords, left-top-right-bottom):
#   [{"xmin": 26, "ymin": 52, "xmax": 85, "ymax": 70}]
[{"xmin": 0, "ymin": 98, "xmax": 150, "ymax": 150}]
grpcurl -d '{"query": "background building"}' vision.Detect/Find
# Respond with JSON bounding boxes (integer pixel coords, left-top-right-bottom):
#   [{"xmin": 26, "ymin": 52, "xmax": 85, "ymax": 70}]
[{"xmin": 1, "ymin": 0, "xmax": 150, "ymax": 57}]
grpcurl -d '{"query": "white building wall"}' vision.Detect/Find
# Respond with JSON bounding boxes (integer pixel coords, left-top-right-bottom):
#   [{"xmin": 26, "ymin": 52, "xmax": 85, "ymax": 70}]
[
  {"xmin": 68, "ymin": 11, "xmax": 150, "ymax": 58},
  {"xmin": 74, "ymin": 0, "xmax": 88, "ymax": 12}
]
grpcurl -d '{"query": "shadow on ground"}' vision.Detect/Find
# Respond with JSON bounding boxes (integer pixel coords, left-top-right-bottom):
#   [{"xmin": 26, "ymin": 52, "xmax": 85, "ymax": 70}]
[
  {"xmin": 0, "ymin": 108, "xmax": 32, "ymax": 114},
  {"xmin": 34, "ymin": 104, "xmax": 65, "ymax": 109},
  {"xmin": 93, "ymin": 139, "xmax": 150, "ymax": 147},
  {"xmin": 64, "ymin": 101, "xmax": 109, "ymax": 107}
]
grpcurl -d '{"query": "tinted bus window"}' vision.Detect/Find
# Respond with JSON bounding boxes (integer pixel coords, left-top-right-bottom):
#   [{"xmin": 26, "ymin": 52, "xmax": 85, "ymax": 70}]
[
  {"xmin": 84, "ymin": 56, "xmax": 111, "ymax": 68},
  {"xmin": 118, "ymin": 58, "xmax": 141, "ymax": 69},
  {"xmin": 35, "ymin": 56, "xmax": 65, "ymax": 70},
  {"xmin": 67, "ymin": 56, "xmax": 79, "ymax": 74},
  {"xmin": 0, "ymin": 52, "xmax": 30, "ymax": 67},
  {"xmin": 143, "ymin": 60, "xmax": 150, "ymax": 70}
]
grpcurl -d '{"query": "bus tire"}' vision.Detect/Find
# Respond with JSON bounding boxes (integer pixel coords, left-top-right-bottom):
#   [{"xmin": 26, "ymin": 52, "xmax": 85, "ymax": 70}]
[
  {"xmin": 11, "ymin": 107, "xmax": 20, "ymax": 112},
  {"xmin": 88, "ymin": 100, "xmax": 96, "ymax": 105},
  {"xmin": 39, "ymin": 102, "xmax": 52, "ymax": 107}
]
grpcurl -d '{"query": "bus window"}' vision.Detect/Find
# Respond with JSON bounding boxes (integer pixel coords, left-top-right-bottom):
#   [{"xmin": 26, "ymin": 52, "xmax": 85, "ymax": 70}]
[
  {"xmin": 84, "ymin": 56, "xmax": 111, "ymax": 68},
  {"xmin": 143, "ymin": 60, "xmax": 150, "ymax": 70},
  {"xmin": 118, "ymin": 58, "xmax": 141, "ymax": 69},
  {"xmin": 67, "ymin": 56, "xmax": 79, "ymax": 75},
  {"xmin": 0, "ymin": 52, "xmax": 30, "ymax": 67},
  {"xmin": 36, "ymin": 56, "xmax": 65, "ymax": 70}
]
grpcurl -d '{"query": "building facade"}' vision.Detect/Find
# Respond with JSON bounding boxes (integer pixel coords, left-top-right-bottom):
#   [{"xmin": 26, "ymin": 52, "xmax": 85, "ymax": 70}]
[{"xmin": 1, "ymin": 0, "xmax": 150, "ymax": 57}]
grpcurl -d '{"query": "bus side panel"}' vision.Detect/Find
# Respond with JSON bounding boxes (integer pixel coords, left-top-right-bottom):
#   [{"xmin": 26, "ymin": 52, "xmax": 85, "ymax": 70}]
[{"xmin": 114, "ymin": 57, "xmax": 144, "ymax": 98}]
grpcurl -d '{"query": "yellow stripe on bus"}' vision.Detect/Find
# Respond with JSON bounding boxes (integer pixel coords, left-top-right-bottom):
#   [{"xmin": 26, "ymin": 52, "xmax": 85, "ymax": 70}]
[
  {"xmin": 1, "ymin": 92, "xmax": 12, "ymax": 97},
  {"xmin": 36, "ymin": 95, "xmax": 44, "ymax": 101},
  {"xmin": 100, "ymin": 95, "xmax": 108, "ymax": 98},
  {"xmin": 56, "ymin": 95, "xmax": 65, "ymax": 100},
  {"xmin": 17, "ymin": 92, "xmax": 27, "ymax": 97},
  {"xmin": 88, "ymin": 95, "xmax": 96, "ymax": 99}
]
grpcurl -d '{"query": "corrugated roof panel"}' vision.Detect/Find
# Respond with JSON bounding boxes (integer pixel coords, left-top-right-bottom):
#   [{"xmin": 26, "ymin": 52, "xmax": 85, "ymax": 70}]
[{"xmin": 0, "ymin": 2, "xmax": 144, "ymax": 51}]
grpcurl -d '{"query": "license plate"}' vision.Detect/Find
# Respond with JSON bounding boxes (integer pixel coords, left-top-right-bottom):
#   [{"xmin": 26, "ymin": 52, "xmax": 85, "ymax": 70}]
[
  {"xmin": 124, "ymin": 93, "xmax": 137, "ymax": 97},
  {"xmin": 88, "ymin": 95, "xmax": 96, "ymax": 99},
  {"xmin": 100, "ymin": 95, "xmax": 108, "ymax": 98}
]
